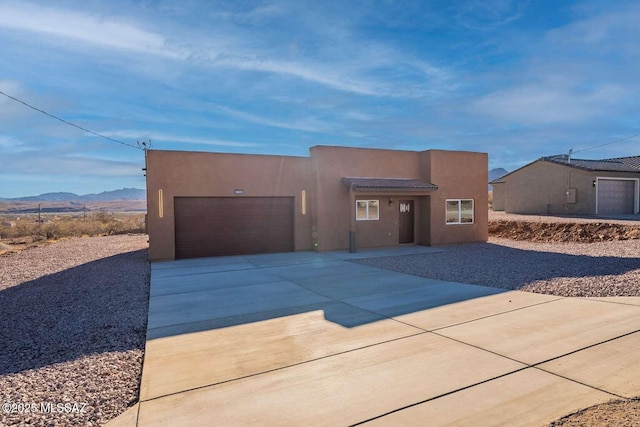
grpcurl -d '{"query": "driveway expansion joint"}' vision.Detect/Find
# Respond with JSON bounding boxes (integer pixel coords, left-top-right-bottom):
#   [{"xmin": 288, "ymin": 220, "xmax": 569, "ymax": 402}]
[
  {"xmin": 531, "ymin": 366, "xmax": 627, "ymax": 400},
  {"xmin": 530, "ymin": 328, "xmax": 640, "ymax": 368},
  {"xmin": 428, "ymin": 295, "xmax": 566, "ymax": 332},
  {"xmin": 348, "ymin": 366, "xmax": 531, "ymax": 426},
  {"xmin": 583, "ymin": 297, "xmax": 640, "ymax": 307},
  {"xmin": 139, "ymin": 330, "xmax": 430, "ymax": 403}
]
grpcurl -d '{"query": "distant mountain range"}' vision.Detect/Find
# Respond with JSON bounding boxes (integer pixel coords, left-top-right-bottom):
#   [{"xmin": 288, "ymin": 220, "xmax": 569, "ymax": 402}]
[
  {"xmin": 0, "ymin": 188, "xmax": 146, "ymax": 202},
  {"xmin": 3, "ymin": 169, "xmax": 509, "ymax": 201}
]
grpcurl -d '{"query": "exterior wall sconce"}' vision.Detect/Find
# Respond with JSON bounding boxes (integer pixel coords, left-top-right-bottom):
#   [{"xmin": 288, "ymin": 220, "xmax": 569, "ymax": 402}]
[
  {"xmin": 158, "ymin": 189, "xmax": 164, "ymax": 218},
  {"xmin": 389, "ymin": 198, "xmax": 394, "ymax": 207},
  {"xmin": 592, "ymin": 180, "xmax": 597, "ymax": 187},
  {"xmin": 301, "ymin": 190, "xmax": 307, "ymax": 215}
]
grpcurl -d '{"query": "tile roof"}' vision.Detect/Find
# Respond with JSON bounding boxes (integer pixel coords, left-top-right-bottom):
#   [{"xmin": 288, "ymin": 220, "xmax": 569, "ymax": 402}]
[
  {"xmin": 543, "ymin": 154, "xmax": 640, "ymax": 172},
  {"xmin": 490, "ymin": 154, "xmax": 640, "ymax": 184},
  {"xmin": 342, "ymin": 177, "xmax": 438, "ymax": 191}
]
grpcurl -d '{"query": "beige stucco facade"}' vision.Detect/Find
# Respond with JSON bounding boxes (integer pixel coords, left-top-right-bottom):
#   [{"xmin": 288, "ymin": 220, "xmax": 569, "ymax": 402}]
[
  {"xmin": 146, "ymin": 146, "xmax": 488, "ymax": 260},
  {"xmin": 492, "ymin": 160, "xmax": 640, "ymax": 215},
  {"xmin": 491, "ymin": 183, "xmax": 505, "ymax": 211}
]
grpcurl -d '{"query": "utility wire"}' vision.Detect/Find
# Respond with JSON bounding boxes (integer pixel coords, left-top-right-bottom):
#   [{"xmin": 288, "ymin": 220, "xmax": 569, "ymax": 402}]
[
  {"xmin": 573, "ymin": 131, "xmax": 640, "ymax": 154},
  {"xmin": 0, "ymin": 90, "xmax": 143, "ymax": 150}
]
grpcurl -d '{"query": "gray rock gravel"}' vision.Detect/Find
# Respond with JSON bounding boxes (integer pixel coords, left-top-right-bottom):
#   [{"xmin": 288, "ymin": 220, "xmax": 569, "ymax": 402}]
[
  {"xmin": 489, "ymin": 211, "xmax": 640, "ymax": 225},
  {"xmin": 2, "ymin": 230, "xmax": 638, "ymax": 425},
  {"xmin": 355, "ymin": 237, "xmax": 640, "ymax": 297},
  {"xmin": 0, "ymin": 235, "xmax": 149, "ymax": 426}
]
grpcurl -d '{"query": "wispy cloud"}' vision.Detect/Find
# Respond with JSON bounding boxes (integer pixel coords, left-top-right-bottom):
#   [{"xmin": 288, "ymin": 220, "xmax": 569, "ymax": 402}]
[
  {"xmin": 206, "ymin": 103, "xmax": 337, "ymax": 133},
  {"xmin": 0, "ymin": 135, "xmax": 29, "ymax": 153},
  {"xmin": 1, "ymin": 152, "xmax": 142, "ymax": 176},
  {"xmin": 101, "ymin": 130, "xmax": 262, "ymax": 148},
  {"xmin": 547, "ymin": 3, "xmax": 640, "ymax": 48},
  {"xmin": 0, "ymin": 79, "xmax": 22, "ymax": 95},
  {"xmin": 3, "ymin": 1, "xmax": 640, "ymax": 197},
  {"xmin": 212, "ymin": 55, "xmax": 381, "ymax": 96},
  {"xmin": 465, "ymin": 2, "xmax": 640, "ymax": 131},
  {"xmin": 470, "ymin": 83, "xmax": 626, "ymax": 125},
  {"xmin": 0, "ymin": 80, "xmax": 35, "ymax": 121},
  {"xmin": 0, "ymin": 2, "xmax": 455, "ymax": 99},
  {"xmin": 454, "ymin": 0, "xmax": 526, "ymax": 31},
  {"xmin": 0, "ymin": 2, "xmax": 184, "ymax": 58}
]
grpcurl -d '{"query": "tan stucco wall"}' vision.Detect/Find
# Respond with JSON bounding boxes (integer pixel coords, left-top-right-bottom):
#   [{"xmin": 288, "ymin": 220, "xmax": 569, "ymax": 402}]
[
  {"xmin": 491, "ymin": 183, "xmax": 505, "ymax": 211},
  {"xmin": 500, "ymin": 161, "xmax": 638, "ymax": 215},
  {"xmin": 146, "ymin": 150, "xmax": 315, "ymax": 260},
  {"xmin": 422, "ymin": 150, "xmax": 489, "ymax": 245},
  {"xmin": 310, "ymin": 146, "xmax": 425, "ymax": 251},
  {"xmin": 503, "ymin": 161, "xmax": 590, "ymax": 214},
  {"xmin": 352, "ymin": 195, "xmax": 398, "ymax": 248},
  {"xmin": 501, "ymin": 161, "xmax": 640, "ymax": 215},
  {"xmin": 146, "ymin": 146, "xmax": 489, "ymax": 259}
]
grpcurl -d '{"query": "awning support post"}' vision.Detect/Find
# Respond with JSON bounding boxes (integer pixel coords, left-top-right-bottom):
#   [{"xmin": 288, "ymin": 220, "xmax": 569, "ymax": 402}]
[{"xmin": 349, "ymin": 186, "xmax": 357, "ymax": 253}]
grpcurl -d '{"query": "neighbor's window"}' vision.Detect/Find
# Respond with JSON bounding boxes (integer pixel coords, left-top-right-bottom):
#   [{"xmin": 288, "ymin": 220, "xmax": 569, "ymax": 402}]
[
  {"xmin": 356, "ymin": 200, "xmax": 379, "ymax": 220},
  {"xmin": 446, "ymin": 199, "xmax": 474, "ymax": 224}
]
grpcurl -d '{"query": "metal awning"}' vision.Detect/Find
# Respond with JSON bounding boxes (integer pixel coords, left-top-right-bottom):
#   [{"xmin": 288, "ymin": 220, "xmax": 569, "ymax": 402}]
[{"xmin": 342, "ymin": 177, "xmax": 438, "ymax": 192}]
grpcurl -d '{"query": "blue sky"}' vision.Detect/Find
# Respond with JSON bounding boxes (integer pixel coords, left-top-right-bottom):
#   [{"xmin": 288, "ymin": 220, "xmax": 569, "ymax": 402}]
[{"xmin": 1, "ymin": 0, "xmax": 639, "ymax": 197}]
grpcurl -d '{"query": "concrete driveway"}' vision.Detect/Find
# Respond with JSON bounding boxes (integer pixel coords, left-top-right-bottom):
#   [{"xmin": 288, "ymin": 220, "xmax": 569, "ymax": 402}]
[{"xmin": 110, "ymin": 247, "xmax": 640, "ymax": 426}]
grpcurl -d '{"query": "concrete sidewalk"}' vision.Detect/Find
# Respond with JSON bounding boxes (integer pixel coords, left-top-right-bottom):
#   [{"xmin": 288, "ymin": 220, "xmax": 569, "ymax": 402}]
[{"xmin": 109, "ymin": 248, "xmax": 640, "ymax": 427}]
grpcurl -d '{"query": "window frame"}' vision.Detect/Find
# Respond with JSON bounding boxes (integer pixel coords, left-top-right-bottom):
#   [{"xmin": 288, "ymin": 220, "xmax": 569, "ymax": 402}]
[
  {"xmin": 356, "ymin": 199, "xmax": 380, "ymax": 221},
  {"xmin": 446, "ymin": 199, "xmax": 474, "ymax": 225}
]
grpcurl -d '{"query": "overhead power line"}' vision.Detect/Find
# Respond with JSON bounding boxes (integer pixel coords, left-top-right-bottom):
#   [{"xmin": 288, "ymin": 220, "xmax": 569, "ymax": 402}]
[
  {"xmin": 573, "ymin": 131, "xmax": 640, "ymax": 154},
  {"xmin": 0, "ymin": 90, "xmax": 142, "ymax": 150}
]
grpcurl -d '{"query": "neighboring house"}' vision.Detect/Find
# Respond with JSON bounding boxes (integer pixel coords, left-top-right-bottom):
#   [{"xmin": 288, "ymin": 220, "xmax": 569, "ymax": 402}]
[
  {"xmin": 146, "ymin": 146, "xmax": 488, "ymax": 261},
  {"xmin": 491, "ymin": 154, "xmax": 640, "ymax": 216}
]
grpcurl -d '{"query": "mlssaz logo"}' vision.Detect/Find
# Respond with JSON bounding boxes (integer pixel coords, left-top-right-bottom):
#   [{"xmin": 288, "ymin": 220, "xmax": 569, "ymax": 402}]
[{"xmin": 40, "ymin": 402, "xmax": 87, "ymax": 414}]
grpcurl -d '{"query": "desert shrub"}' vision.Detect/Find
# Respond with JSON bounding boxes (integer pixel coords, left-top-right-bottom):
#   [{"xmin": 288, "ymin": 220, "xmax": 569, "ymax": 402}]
[
  {"xmin": 117, "ymin": 214, "xmax": 145, "ymax": 234},
  {"xmin": 0, "ymin": 213, "xmax": 146, "ymax": 240},
  {"xmin": 39, "ymin": 223, "xmax": 60, "ymax": 240},
  {"xmin": 101, "ymin": 219, "xmax": 121, "ymax": 235},
  {"xmin": 78, "ymin": 221, "xmax": 103, "ymax": 236},
  {"xmin": 0, "ymin": 224, "xmax": 14, "ymax": 240},
  {"xmin": 94, "ymin": 210, "xmax": 115, "ymax": 223},
  {"xmin": 15, "ymin": 220, "xmax": 36, "ymax": 238}
]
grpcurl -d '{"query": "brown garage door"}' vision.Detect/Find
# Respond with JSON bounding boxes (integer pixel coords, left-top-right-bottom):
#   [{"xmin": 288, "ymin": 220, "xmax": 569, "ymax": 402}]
[{"xmin": 174, "ymin": 197, "xmax": 294, "ymax": 259}]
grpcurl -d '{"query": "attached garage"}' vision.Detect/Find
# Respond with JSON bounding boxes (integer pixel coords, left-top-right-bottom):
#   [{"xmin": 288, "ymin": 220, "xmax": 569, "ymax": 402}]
[
  {"xmin": 597, "ymin": 179, "xmax": 637, "ymax": 215},
  {"xmin": 146, "ymin": 147, "xmax": 490, "ymax": 261},
  {"xmin": 174, "ymin": 197, "xmax": 294, "ymax": 259}
]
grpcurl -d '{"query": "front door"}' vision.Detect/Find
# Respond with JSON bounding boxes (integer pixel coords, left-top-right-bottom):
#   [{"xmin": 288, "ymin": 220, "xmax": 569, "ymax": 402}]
[{"xmin": 399, "ymin": 200, "xmax": 414, "ymax": 244}]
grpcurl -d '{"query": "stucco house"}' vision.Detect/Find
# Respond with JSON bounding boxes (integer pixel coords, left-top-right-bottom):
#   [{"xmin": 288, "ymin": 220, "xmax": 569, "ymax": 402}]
[
  {"xmin": 491, "ymin": 154, "xmax": 640, "ymax": 216},
  {"xmin": 145, "ymin": 145, "xmax": 488, "ymax": 261}
]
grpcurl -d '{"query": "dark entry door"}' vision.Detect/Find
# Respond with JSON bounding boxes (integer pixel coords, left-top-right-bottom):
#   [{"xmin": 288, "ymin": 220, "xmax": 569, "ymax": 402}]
[{"xmin": 399, "ymin": 200, "xmax": 414, "ymax": 244}]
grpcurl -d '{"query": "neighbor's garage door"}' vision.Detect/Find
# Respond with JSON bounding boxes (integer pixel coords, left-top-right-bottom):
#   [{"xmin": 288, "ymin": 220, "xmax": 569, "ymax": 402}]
[
  {"xmin": 597, "ymin": 179, "xmax": 635, "ymax": 215},
  {"xmin": 174, "ymin": 197, "xmax": 294, "ymax": 259}
]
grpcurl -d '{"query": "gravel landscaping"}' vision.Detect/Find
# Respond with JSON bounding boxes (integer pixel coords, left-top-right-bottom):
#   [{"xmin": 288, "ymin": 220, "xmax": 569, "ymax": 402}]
[
  {"xmin": 550, "ymin": 398, "xmax": 640, "ymax": 426},
  {"xmin": 355, "ymin": 237, "xmax": 640, "ymax": 297},
  {"xmin": 0, "ymin": 235, "xmax": 149, "ymax": 426},
  {"xmin": 1, "ymin": 222, "xmax": 638, "ymax": 426},
  {"xmin": 489, "ymin": 211, "xmax": 640, "ymax": 225}
]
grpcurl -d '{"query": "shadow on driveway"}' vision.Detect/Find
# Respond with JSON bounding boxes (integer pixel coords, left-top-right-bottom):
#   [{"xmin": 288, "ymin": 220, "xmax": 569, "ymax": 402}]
[{"xmin": 147, "ymin": 247, "xmax": 514, "ymax": 340}]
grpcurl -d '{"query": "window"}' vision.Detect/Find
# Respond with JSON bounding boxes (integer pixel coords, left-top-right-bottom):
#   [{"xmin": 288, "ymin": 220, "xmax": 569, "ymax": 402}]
[
  {"xmin": 356, "ymin": 200, "xmax": 379, "ymax": 220},
  {"xmin": 446, "ymin": 199, "xmax": 474, "ymax": 224}
]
